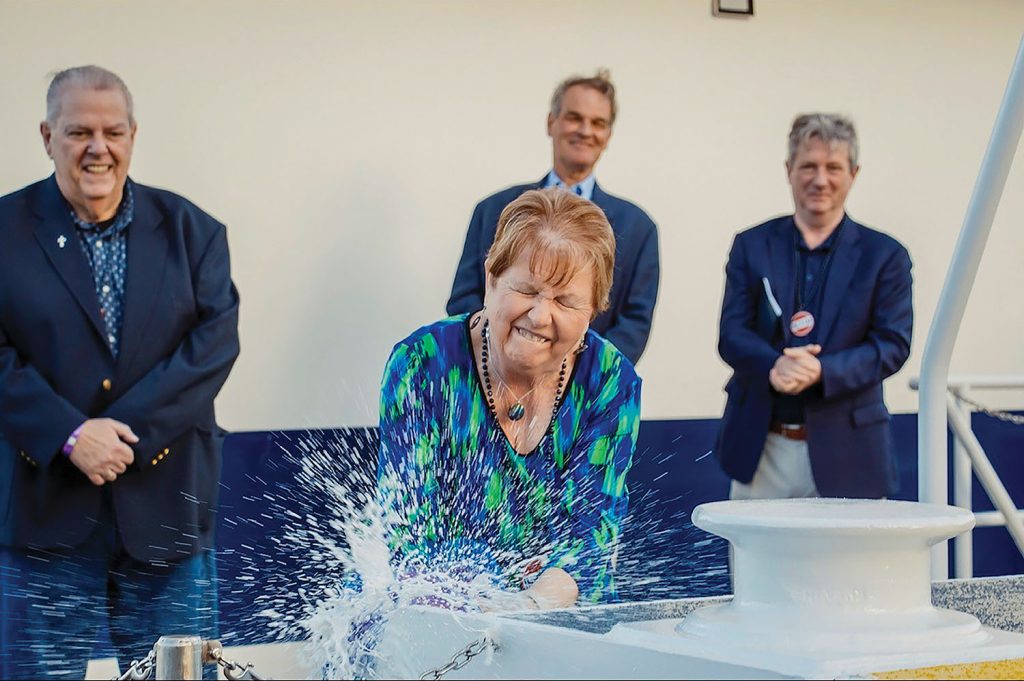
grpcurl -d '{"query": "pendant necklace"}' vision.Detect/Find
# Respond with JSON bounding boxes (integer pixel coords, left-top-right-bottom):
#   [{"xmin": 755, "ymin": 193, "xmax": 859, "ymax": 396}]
[
  {"xmin": 501, "ymin": 385, "xmax": 535, "ymax": 421},
  {"xmin": 481, "ymin": 319, "xmax": 567, "ymax": 423}
]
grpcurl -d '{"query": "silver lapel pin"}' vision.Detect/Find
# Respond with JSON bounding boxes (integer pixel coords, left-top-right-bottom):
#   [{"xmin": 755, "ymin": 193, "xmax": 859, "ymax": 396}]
[{"xmin": 57, "ymin": 235, "xmax": 67, "ymax": 249}]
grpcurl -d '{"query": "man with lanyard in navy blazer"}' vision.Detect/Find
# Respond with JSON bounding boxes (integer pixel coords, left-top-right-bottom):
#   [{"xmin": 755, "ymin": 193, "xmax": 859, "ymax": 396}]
[
  {"xmin": 0, "ymin": 66, "xmax": 239, "ymax": 678},
  {"xmin": 716, "ymin": 113, "xmax": 912, "ymax": 500},
  {"xmin": 447, "ymin": 70, "xmax": 660, "ymax": 365}
]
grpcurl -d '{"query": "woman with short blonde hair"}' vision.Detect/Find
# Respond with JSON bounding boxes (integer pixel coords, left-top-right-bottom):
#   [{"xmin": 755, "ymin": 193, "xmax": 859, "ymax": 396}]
[
  {"xmin": 486, "ymin": 188, "xmax": 615, "ymax": 314},
  {"xmin": 378, "ymin": 188, "xmax": 640, "ymax": 608}
]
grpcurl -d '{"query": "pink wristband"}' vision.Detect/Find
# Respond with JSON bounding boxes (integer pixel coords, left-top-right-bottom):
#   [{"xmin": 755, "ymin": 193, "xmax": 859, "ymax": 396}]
[{"xmin": 63, "ymin": 423, "xmax": 85, "ymax": 457}]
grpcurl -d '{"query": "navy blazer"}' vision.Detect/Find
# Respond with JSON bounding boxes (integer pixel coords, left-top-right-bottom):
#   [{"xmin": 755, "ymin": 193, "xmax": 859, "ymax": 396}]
[
  {"xmin": 716, "ymin": 215, "xmax": 913, "ymax": 498},
  {"xmin": 0, "ymin": 176, "xmax": 240, "ymax": 562},
  {"xmin": 446, "ymin": 177, "xmax": 660, "ymax": 364}
]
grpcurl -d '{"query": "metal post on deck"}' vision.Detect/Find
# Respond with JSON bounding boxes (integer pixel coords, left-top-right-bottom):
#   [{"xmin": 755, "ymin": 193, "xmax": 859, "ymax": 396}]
[
  {"xmin": 918, "ymin": 33, "xmax": 1024, "ymax": 580},
  {"xmin": 154, "ymin": 635, "xmax": 204, "ymax": 680},
  {"xmin": 945, "ymin": 396, "xmax": 1024, "ymax": 559},
  {"xmin": 951, "ymin": 394, "xmax": 974, "ymax": 579}
]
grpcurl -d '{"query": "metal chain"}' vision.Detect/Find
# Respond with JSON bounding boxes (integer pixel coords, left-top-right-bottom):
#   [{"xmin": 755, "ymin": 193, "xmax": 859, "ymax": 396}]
[
  {"xmin": 114, "ymin": 648, "xmax": 156, "ymax": 680},
  {"xmin": 419, "ymin": 635, "xmax": 497, "ymax": 680},
  {"xmin": 206, "ymin": 642, "xmax": 265, "ymax": 681},
  {"xmin": 951, "ymin": 388, "xmax": 1024, "ymax": 426}
]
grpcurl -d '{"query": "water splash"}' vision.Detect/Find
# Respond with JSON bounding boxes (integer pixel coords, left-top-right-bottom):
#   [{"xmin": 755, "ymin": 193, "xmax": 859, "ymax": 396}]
[
  {"xmin": 221, "ymin": 431, "xmax": 514, "ymax": 677},
  {"xmin": 219, "ymin": 429, "xmax": 729, "ymax": 678}
]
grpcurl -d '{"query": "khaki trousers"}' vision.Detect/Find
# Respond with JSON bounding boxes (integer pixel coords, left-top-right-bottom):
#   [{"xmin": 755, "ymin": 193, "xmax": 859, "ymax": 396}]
[{"xmin": 729, "ymin": 432, "xmax": 820, "ymax": 500}]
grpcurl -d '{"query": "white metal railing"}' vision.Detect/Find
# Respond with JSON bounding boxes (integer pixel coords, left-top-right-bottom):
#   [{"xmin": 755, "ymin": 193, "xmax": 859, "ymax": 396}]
[
  {"xmin": 917, "ymin": 33, "xmax": 1024, "ymax": 580},
  {"xmin": 910, "ymin": 375, "xmax": 1024, "ymax": 578}
]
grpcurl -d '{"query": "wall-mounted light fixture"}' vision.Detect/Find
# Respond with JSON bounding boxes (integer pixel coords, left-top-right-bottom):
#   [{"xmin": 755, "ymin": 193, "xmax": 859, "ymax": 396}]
[{"xmin": 713, "ymin": 0, "xmax": 754, "ymax": 18}]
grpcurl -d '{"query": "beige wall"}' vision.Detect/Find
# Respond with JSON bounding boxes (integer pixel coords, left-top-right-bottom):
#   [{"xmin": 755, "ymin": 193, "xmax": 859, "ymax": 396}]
[{"xmin": 1, "ymin": 0, "xmax": 1022, "ymax": 429}]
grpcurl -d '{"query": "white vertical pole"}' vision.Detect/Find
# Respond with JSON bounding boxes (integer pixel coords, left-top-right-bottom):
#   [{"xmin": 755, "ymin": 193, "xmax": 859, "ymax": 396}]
[
  {"xmin": 919, "ymin": 34, "xmax": 1024, "ymax": 580},
  {"xmin": 952, "ymin": 395, "xmax": 973, "ymax": 579}
]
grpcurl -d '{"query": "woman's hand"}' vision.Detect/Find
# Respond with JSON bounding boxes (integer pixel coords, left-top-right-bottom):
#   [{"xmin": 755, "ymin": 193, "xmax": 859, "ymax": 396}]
[
  {"xmin": 522, "ymin": 567, "xmax": 579, "ymax": 610},
  {"xmin": 477, "ymin": 567, "xmax": 579, "ymax": 612}
]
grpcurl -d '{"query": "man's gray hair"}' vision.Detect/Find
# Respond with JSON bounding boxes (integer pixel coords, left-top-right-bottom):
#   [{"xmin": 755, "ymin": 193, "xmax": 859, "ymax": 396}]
[
  {"xmin": 788, "ymin": 113, "xmax": 858, "ymax": 168},
  {"xmin": 550, "ymin": 68, "xmax": 617, "ymax": 125},
  {"xmin": 46, "ymin": 65, "xmax": 135, "ymax": 125}
]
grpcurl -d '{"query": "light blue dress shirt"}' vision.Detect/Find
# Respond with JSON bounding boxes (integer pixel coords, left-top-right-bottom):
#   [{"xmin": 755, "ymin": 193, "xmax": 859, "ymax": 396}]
[{"xmin": 543, "ymin": 170, "xmax": 596, "ymax": 201}]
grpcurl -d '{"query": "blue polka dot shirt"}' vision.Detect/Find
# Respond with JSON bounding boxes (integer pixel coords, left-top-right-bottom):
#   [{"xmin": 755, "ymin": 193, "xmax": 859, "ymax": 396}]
[{"xmin": 69, "ymin": 184, "xmax": 133, "ymax": 357}]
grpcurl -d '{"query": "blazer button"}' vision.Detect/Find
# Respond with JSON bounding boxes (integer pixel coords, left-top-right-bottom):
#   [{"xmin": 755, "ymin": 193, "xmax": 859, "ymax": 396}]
[{"xmin": 102, "ymin": 378, "xmax": 112, "ymax": 391}]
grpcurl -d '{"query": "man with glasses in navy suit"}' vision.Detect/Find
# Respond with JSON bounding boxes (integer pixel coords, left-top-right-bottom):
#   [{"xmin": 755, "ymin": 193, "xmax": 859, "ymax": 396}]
[{"xmin": 447, "ymin": 70, "xmax": 660, "ymax": 365}]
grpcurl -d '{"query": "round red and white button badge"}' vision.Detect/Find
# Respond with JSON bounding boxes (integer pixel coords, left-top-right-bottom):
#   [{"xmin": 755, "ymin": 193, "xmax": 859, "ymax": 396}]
[{"xmin": 789, "ymin": 311, "xmax": 815, "ymax": 337}]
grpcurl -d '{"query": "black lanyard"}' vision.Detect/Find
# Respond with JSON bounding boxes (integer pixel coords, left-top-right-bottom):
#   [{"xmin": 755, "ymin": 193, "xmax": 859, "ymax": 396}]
[{"xmin": 793, "ymin": 224, "xmax": 842, "ymax": 312}]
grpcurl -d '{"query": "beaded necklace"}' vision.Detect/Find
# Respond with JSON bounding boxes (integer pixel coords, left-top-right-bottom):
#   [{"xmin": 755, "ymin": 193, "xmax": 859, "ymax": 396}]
[{"xmin": 480, "ymin": 319, "xmax": 567, "ymax": 426}]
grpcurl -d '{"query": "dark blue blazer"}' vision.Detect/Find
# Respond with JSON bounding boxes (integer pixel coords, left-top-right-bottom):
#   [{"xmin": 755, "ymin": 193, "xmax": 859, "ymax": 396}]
[
  {"xmin": 446, "ymin": 177, "xmax": 660, "ymax": 365},
  {"xmin": 716, "ymin": 214, "xmax": 913, "ymax": 498},
  {"xmin": 0, "ymin": 176, "xmax": 240, "ymax": 562}
]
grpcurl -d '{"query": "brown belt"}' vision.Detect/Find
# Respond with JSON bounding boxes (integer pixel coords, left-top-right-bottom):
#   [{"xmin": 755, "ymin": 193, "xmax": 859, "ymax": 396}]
[{"xmin": 769, "ymin": 422, "xmax": 807, "ymax": 441}]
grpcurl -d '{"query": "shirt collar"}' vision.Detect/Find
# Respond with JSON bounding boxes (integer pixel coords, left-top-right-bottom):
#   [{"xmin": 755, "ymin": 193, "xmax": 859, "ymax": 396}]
[
  {"xmin": 793, "ymin": 214, "xmax": 844, "ymax": 252},
  {"xmin": 543, "ymin": 170, "xmax": 596, "ymax": 201},
  {"xmin": 69, "ymin": 182, "xmax": 135, "ymax": 236}
]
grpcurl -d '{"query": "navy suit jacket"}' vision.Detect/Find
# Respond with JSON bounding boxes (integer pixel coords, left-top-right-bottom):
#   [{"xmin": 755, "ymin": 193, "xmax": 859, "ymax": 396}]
[
  {"xmin": 0, "ymin": 176, "xmax": 240, "ymax": 562},
  {"xmin": 715, "ymin": 214, "xmax": 912, "ymax": 498},
  {"xmin": 446, "ymin": 177, "xmax": 660, "ymax": 364}
]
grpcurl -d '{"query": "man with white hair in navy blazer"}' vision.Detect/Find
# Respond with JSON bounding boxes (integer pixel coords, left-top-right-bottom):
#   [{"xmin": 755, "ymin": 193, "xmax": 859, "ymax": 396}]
[{"xmin": 0, "ymin": 65, "xmax": 239, "ymax": 678}]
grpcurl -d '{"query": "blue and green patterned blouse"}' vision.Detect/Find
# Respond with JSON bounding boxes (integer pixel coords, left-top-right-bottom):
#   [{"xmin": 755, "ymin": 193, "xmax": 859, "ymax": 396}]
[{"xmin": 378, "ymin": 315, "xmax": 641, "ymax": 603}]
